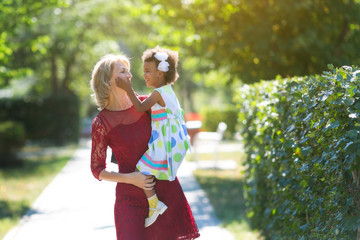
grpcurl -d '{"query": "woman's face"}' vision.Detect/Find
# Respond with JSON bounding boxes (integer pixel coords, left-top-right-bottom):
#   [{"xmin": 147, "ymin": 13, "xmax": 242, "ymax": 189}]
[{"xmin": 110, "ymin": 60, "xmax": 132, "ymax": 87}]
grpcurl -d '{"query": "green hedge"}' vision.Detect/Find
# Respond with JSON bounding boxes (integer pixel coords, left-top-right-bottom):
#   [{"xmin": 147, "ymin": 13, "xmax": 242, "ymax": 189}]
[
  {"xmin": 200, "ymin": 106, "xmax": 238, "ymax": 139},
  {"xmin": 0, "ymin": 94, "xmax": 80, "ymax": 144},
  {"xmin": 0, "ymin": 121, "xmax": 25, "ymax": 166},
  {"xmin": 234, "ymin": 65, "xmax": 360, "ymax": 239}
]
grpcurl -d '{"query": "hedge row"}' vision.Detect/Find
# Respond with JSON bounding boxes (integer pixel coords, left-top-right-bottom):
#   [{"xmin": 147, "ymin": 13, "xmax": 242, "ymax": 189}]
[
  {"xmin": 234, "ymin": 66, "xmax": 360, "ymax": 239},
  {"xmin": 0, "ymin": 94, "xmax": 80, "ymax": 144},
  {"xmin": 0, "ymin": 121, "xmax": 25, "ymax": 166}
]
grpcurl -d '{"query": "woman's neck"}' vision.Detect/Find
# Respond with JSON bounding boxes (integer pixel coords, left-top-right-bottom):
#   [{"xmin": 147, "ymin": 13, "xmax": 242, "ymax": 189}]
[{"xmin": 106, "ymin": 88, "xmax": 133, "ymax": 111}]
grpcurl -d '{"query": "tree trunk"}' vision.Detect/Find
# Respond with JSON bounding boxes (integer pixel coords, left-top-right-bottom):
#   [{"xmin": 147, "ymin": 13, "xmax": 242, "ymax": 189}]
[
  {"xmin": 50, "ymin": 54, "xmax": 58, "ymax": 95},
  {"xmin": 335, "ymin": 1, "xmax": 353, "ymax": 58},
  {"xmin": 62, "ymin": 56, "xmax": 74, "ymax": 93}
]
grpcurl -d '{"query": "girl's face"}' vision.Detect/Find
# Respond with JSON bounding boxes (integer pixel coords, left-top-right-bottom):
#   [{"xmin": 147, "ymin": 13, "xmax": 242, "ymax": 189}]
[
  {"xmin": 143, "ymin": 61, "xmax": 164, "ymax": 88},
  {"xmin": 110, "ymin": 60, "xmax": 132, "ymax": 87}
]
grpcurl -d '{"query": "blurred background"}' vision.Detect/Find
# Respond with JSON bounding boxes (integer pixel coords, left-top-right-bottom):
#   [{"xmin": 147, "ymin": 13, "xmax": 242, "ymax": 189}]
[
  {"xmin": 1, "ymin": 0, "xmax": 359, "ymax": 147},
  {"xmin": 1, "ymin": 0, "xmax": 360, "ymax": 144},
  {"xmin": 1, "ymin": 0, "xmax": 360, "ymax": 239}
]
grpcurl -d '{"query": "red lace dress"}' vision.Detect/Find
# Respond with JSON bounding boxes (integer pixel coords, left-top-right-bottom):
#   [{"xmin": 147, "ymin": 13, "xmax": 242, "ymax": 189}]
[{"xmin": 90, "ymin": 97, "xmax": 200, "ymax": 240}]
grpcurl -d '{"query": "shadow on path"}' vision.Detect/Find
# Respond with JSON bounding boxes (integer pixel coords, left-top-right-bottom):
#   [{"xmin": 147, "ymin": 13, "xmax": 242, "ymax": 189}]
[{"xmin": 4, "ymin": 139, "xmax": 234, "ymax": 240}]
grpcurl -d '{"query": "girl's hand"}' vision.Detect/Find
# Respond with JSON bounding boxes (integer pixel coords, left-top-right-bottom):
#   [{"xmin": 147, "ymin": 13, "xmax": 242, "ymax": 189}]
[
  {"xmin": 128, "ymin": 172, "xmax": 155, "ymax": 191},
  {"xmin": 115, "ymin": 76, "xmax": 132, "ymax": 92}
]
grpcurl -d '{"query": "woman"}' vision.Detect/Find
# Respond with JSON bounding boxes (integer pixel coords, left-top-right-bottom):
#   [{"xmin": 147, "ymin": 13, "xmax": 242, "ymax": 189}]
[{"xmin": 90, "ymin": 54, "xmax": 200, "ymax": 240}]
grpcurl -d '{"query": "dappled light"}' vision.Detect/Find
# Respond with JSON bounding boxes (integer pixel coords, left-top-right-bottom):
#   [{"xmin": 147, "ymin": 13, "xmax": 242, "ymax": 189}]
[{"xmin": 1, "ymin": 0, "xmax": 360, "ymax": 239}]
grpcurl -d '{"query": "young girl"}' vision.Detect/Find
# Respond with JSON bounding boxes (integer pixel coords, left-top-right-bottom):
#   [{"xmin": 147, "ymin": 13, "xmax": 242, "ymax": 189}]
[{"xmin": 115, "ymin": 46, "xmax": 191, "ymax": 228}]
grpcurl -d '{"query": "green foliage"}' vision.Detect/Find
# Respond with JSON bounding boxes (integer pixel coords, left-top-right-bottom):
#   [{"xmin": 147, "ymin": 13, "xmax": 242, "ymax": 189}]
[
  {"xmin": 0, "ymin": 121, "xmax": 25, "ymax": 166},
  {"xmin": 200, "ymin": 106, "xmax": 238, "ymax": 139},
  {"xmin": 0, "ymin": 0, "xmax": 66, "ymax": 86},
  {"xmin": 145, "ymin": 0, "xmax": 360, "ymax": 83},
  {"xmin": 234, "ymin": 66, "xmax": 360, "ymax": 239},
  {"xmin": 0, "ymin": 94, "xmax": 80, "ymax": 144},
  {"xmin": 3, "ymin": 0, "xmax": 360, "ymax": 116},
  {"xmin": 3, "ymin": 0, "xmax": 162, "ymax": 100}
]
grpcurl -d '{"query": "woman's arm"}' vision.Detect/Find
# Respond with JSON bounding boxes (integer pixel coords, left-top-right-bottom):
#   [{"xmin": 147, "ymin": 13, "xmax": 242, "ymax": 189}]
[
  {"xmin": 91, "ymin": 117, "xmax": 155, "ymax": 190},
  {"xmin": 98, "ymin": 170, "xmax": 155, "ymax": 191},
  {"xmin": 115, "ymin": 77, "xmax": 162, "ymax": 112},
  {"xmin": 91, "ymin": 117, "xmax": 109, "ymax": 179}
]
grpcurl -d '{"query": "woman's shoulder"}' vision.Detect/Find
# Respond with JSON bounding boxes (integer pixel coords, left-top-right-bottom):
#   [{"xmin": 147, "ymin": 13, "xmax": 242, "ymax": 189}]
[
  {"xmin": 90, "ymin": 113, "xmax": 110, "ymax": 138},
  {"xmin": 92, "ymin": 109, "xmax": 114, "ymax": 127},
  {"xmin": 91, "ymin": 114, "xmax": 105, "ymax": 129}
]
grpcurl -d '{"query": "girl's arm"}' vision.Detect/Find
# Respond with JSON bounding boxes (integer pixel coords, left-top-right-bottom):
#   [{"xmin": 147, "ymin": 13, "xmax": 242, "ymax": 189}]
[
  {"xmin": 115, "ymin": 77, "xmax": 162, "ymax": 112},
  {"xmin": 126, "ymin": 88, "xmax": 162, "ymax": 112}
]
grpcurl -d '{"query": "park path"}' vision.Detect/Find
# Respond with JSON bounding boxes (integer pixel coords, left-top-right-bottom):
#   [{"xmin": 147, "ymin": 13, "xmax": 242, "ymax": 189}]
[{"xmin": 4, "ymin": 138, "xmax": 234, "ymax": 240}]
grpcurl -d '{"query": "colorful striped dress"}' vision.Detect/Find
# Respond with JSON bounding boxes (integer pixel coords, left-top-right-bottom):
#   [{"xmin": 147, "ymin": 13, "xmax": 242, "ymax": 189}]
[{"xmin": 136, "ymin": 84, "xmax": 190, "ymax": 181}]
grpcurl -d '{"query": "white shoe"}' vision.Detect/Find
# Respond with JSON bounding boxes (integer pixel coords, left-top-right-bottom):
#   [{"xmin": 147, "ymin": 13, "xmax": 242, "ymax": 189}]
[{"xmin": 145, "ymin": 201, "xmax": 168, "ymax": 228}]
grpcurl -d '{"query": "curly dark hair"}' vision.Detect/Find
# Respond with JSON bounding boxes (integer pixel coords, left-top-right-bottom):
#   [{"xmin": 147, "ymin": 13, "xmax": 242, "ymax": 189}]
[{"xmin": 141, "ymin": 46, "xmax": 179, "ymax": 84}]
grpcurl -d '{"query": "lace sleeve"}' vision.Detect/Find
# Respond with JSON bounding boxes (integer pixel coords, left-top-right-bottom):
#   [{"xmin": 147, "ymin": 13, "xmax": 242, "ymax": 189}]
[
  {"xmin": 138, "ymin": 95, "xmax": 151, "ymax": 116},
  {"xmin": 138, "ymin": 95, "xmax": 148, "ymax": 101},
  {"xmin": 90, "ymin": 116, "xmax": 108, "ymax": 180}
]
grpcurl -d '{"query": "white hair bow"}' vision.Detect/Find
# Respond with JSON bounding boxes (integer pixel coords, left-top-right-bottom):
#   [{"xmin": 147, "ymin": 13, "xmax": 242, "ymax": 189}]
[{"xmin": 154, "ymin": 52, "xmax": 169, "ymax": 72}]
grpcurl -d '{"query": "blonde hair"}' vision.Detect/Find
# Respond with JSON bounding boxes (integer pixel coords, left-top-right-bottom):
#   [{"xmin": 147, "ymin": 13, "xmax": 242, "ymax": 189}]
[{"xmin": 90, "ymin": 54, "xmax": 130, "ymax": 110}]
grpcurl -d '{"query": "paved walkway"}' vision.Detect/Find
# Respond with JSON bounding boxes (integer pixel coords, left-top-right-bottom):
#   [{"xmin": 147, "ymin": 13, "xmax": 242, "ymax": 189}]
[{"xmin": 4, "ymin": 139, "xmax": 234, "ymax": 240}]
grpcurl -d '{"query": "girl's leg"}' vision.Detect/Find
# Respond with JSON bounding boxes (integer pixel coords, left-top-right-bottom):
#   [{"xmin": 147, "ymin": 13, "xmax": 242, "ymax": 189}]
[
  {"xmin": 135, "ymin": 168, "xmax": 167, "ymax": 227},
  {"xmin": 144, "ymin": 188, "xmax": 156, "ymax": 198},
  {"xmin": 135, "ymin": 168, "xmax": 157, "ymax": 216}
]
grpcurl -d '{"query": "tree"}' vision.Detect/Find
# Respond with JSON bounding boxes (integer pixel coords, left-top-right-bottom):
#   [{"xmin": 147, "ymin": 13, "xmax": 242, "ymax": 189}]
[
  {"xmin": 0, "ymin": 0, "xmax": 66, "ymax": 87},
  {"xmin": 143, "ymin": 0, "xmax": 360, "ymax": 83},
  {"xmin": 9, "ymin": 0, "xmax": 163, "ymax": 98}
]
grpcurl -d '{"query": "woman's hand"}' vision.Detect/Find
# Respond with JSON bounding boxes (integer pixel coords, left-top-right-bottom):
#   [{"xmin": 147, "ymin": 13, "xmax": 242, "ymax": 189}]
[
  {"xmin": 115, "ymin": 76, "xmax": 132, "ymax": 92},
  {"xmin": 128, "ymin": 172, "xmax": 155, "ymax": 191}
]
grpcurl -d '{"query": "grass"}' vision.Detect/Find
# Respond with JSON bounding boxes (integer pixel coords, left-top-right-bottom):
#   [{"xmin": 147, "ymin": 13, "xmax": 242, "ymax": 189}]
[
  {"xmin": 189, "ymin": 143, "xmax": 263, "ymax": 240},
  {"xmin": 0, "ymin": 144, "xmax": 76, "ymax": 239}
]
